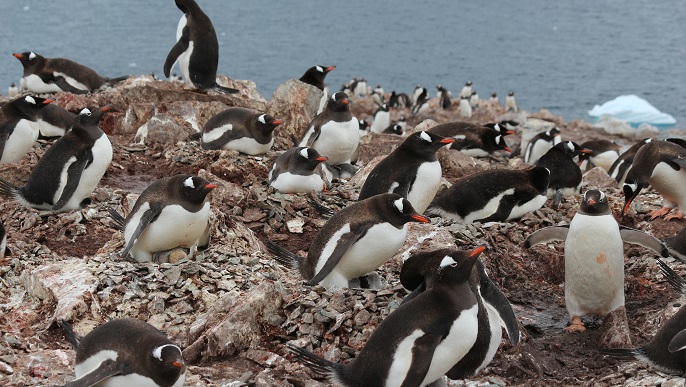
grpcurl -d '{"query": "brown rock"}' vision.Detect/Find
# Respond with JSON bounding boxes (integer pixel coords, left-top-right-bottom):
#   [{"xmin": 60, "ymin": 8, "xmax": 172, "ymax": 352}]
[
  {"xmin": 583, "ymin": 166, "xmax": 618, "ymax": 189},
  {"xmin": 134, "ymin": 112, "xmax": 194, "ymax": 145},
  {"xmin": 266, "ymin": 79, "xmax": 322, "ymax": 149},
  {"xmin": 598, "ymin": 305, "xmax": 632, "ymax": 348},
  {"xmin": 437, "ymin": 147, "xmax": 490, "ymax": 180}
]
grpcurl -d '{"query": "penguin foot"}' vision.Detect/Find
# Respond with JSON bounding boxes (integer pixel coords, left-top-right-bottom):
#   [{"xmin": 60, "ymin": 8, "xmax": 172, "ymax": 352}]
[
  {"xmin": 664, "ymin": 211, "xmax": 684, "ymax": 221},
  {"xmin": 565, "ymin": 316, "xmax": 586, "ymax": 333},
  {"xmin": 649, "ymin": 207, "xmax": 673, "ymax": 220}
]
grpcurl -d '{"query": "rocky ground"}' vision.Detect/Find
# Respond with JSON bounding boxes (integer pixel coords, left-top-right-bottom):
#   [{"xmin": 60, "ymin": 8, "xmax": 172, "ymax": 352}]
[{"xmin": 1, "ymin": 77, "xmax": 686, "ymax": 386}]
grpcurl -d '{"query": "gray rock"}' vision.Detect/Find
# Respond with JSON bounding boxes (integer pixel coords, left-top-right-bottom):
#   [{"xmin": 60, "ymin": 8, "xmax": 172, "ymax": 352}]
[{"xmin": 266, "ymin": 79, "xmax": 322, "ymax": 148}]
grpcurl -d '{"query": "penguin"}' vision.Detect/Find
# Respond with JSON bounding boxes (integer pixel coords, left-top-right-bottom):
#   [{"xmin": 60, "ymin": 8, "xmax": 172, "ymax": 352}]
[
  {"xmin": 578, "ymin": 139, "xmax": 620, "ymax": 172},
  {"xmin": 200, "ymin": 107, "xmax": 283, "ymax": 155},
  {"xmin": 358, "ymin": 131, "xmax": 455, "ymax": 213},
  {"xmin": 0, "ymin": 95, "xmax": 52, "ymax": 163},
  {"xmin": 429, "ymin": 121, "xmax": 513, "ymax": 157},
  {"xmin": 412, "ymin": 88, "xmax": 430, "ymax": 116},
  {"xmin": 0, "ymin": 219, "xmax": 8, "ymax": 259},
  {"xmin": 525, "ymin": 189, "xmax": 668, "ymax": 333},
  {"xmin": 298, "ymin": 65, "xmax": 335, "ymax": 91},
  {"xmin": 523, "ymin": 127, "xmax": 561, "ymax": 165},
  {"xmin": 268, "ymin": 147, "xmax": 329, "ymax": 193},
  {"xmin": 504, "ymin": 90, "xmax": 518, "ymax": 112},
  {"xmin": 7, "ymin": 83, "xmax": 18, "ymax": 97},
  {"xmin": 665, "ymin": 226, "xmax": 686, "ymax": 263},
  {"xmin": 469, "ymin": 90, "xmax": 479, "ymax": 110},
  {"xmin": 484, "ymin": 122, "xmax": 516, "ymax": 137},
  {"xmin": 622, "ymin": 140, "xmax": 686, "ymax": 220},
  {"xmin": 12, "ymin": 52, "xmax": 126, "ymax": 94},
  {"xmin": 458, "ymin": 96, "xmax": 472, "ymax": 119},
  {"xmin": 358, "ymin": 118, "xmax": 371, "ymax": 137},
  {"xmin": 36, "ymin": 103, "xmax": 77, "ymax": 138},
  {"xmin": 353, "ymin": 78, "xmax": 368, "ymax": 97},
  {"xmin": 400, "ymin": 247, "xmax": 520, "ymax": 380},
  {"xmin": 371, "ymin": 85, "xmax": 385, "ymax": 106},
  {"xmin": 427, "ymin": 167, "xmax": 550, "ymax": 223},
  {"xmin": 488, "ymin": 92, "xmax": 499, "ymax": 105},
  {"xmin": 460, "ymin": 80, "xmax": 473, "ymax": 99},
  {"xmin": 110, "ymin": 175, "xmax": 215, "ymax": 263},
  {"xmin": 266, "ymin": 193, "xmax": 430, "ymax": 289},
  {"xmin": 602, "ymin": 258, "xmax": 686, "ymax": 374},
  {"xmin": 437, "ymin": 85, "xmax": 452, "ymax": 110},
  {"xmin": 396, "ymin": 116, "xmax": 407, "ymax": 133},
  {"xmin": 287, "ymin": 247, "xmax": 485, "ymax": 386},
  {"xmin": 170, "ymin": 73, "xmax": 181, "ymax": 82},
  {"xmin": 382, "ymin": 123, "xmax": 405, "ymax": 136},
  {"xmin": 388, "ymin": 91, "xmax": 401, "ymax": 108},
  {"xmin": 412, "ymin": 84, "xmax": 425, "ymax": 106},
  {"xmin": 0, "ymin": 106, "xmax": 112, "ymax": 212},
  {"xmin": 535, "ymin": 141, "xmax": 589, "ymax": 209},
  {"xmin": 163, "ymin": 0, "xmax": 238, "ymax": 94},
  {"xmin": 298, "ymin": 91, "xmax": 359, "ymax": 167},
  {"xmin": 370, "ymin": 103, "xmax": 391, "ymax": 134},
  {"xmin": 60, "ymin": 318, "xmax": 185, "ymax": 387}
]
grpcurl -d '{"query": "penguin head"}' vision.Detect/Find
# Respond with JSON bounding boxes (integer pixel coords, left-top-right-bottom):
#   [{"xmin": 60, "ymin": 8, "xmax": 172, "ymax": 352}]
[
  {"xmin": 402, "ymin": 131, "xmax": 455, "ymax": 156},
  {"xmin": 377, "ymin": 103, "xmax": 389, "ymax": 113},
  {"xmin": 528, "ymin": 166, "xmax": 551, "ymax": 194},
  {"xmin": 150, "ymin": 343, "xmax": 186, "ymax": 386},
  {"xmin": 174, "ymin": 0, "xmax": 196, "ymax": 13},
  {"xmin": 327, "ymin": 92, "xmax": 350, "ymax": 112},
  {"xmin": 358, "ymin": 119, "xmax": 370, "ymax": 131},
  {"xmin": 378, "ymin": 194, "xmax": 430, "ymax": 227},
  {"xmin": 508, "ymin": 90, "xmax": 515, "ymax": 96},
  {"xmin": 581, "ymin": 189, "xmax": 610, "ymax": 215},
  {"xmin": 390, "ymin": 124, "xmax": 404, "ymax": 136},
  {"xmin": 494, "ymin": 135, "xmax": 513, "ymax": 153},
  {"xmin": 491, "ymin": 92, "xmax": 497, "ymax": 98},
  {"xmin": 297, "ymin": 147, "xmax": 327, "ymax": 167},
  {"xmin": 12, "ymin": 51, "xmax": 43, "ymax": 69},
  {"xmin": 12, "ymin": 95, "xmax": 52, "ymax": 118},
  {"xmin": 179, "ymin": 175, "xmax": 217, "ymax": 203},
  {"xmin": 75, "ymin": 106, "xmax": 110, "ymax": 128},
  {"xmin": 553, "ymin": 141, "xmax": 588, "ymax": 158},
  {"xmin": 436, "ymin": 246, "xmax": 484, "ymax": 284},
  {"xmin": 255, "ymin": 114, "xmax": 283, "ymax": 134},
  {"xmin": 485, "ymin": 122, "xmax": 515, "ymax": 136},
  {"xmin": 622, "ymin": 181, "xmax": 644, "ymax": 216},
  {"xmin": 465, "ymin": 80, "xmax": 473, "ymax": 86}
]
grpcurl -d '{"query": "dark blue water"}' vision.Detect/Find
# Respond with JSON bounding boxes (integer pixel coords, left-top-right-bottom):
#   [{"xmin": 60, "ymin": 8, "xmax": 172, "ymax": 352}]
[{"xmin": 1, "ymin": 0, "xmax": 685, "ymax": 125}]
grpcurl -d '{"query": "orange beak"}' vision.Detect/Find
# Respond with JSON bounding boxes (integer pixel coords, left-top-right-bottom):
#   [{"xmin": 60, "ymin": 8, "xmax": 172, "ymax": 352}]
[
  {"xmin": 581, "ymin": 148, "xmax": 592, "ymax": 154},
  {"xmin": 12, "ymin": 53, "xmax": 22, "ymax": 59},
  {"xmin": 503, "ymin": 146, "xmax": 513, "ymax": 153},
  {"xmin": 100, "ymin": 105, "xmax": 111, "ymax": 112},
  {"xmin": 326, "ymin": 66, "xmax": 336, "ymax": 71},
  {"xmin": 315, "ymin": 156, "xmax": 328, "ymax": 162},
  {"xmin": 622, "ymin": 199, "xmax": 633, "ymax": 215},
  {"xmin": 588, "ymin": 199, "xmax": 596, "ymax": 205},
  {"xmin": 440, "ymin": 138, "xmax": 456, "ymax": 144},
  {"xmin": 272, "ymin": 119, "xmax": 283, "ymax": 126},
  {"xmin": 505, "ymin": 130, "xmax": 515, "ymax": 135},
  {"xmin": 411, "ymin": 214, "xmax": 430, "ymax": 223},
  {"xmin": 469, "ymin": 246, "xmax": 486, "ymax": 257},
  {"xmin": 172, "ymin": 361, "xmax": 184, "ymax": 368},
  {"xmin": 43, "ymin": 99, "xmax": 54, "ymax": 105},
  {"xmin": 205, "ymin": 183, "xmax": 217, "ymax": 189},
  {"xmin": 341, "ymin": 99, "xmax": 349, "ymax": 105}
]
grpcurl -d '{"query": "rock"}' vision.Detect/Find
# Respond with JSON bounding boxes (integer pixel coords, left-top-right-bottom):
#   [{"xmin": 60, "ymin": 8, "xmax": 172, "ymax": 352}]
[
  {"xmin": 342, "ymin": 155, "xmax": 384, "ymax": 198},
  {"xmin": 598, "ymin": 305, "xmax": 632, "ymax": 348},
  {"xmin": 413, "ymin": 119, "xmax": 439, "ymax": 133},
  {"xmin": 582, "ymin": 166, "xmax": 618, "ymax": 189},
  {"xmin": 395, "ymin": 222, "xmax": 456, "ymax": 262},
  {"xmin": 437, "ymin": 147, "xmax": 490, "ymax": 179},
  {"xmin": 593, "ymin": 116, "xmax": 659, "ymax": 138},
  {"xmin": 266, "ymin": 79, "xmax": 322, "ymax": 149},
  {"xmin": 134, "ymin": 113, "xmax": 194, "ymax": 145},
  {"xmin": 22, "ymin": 259, "xmax": 99, "ymax": 324},
  {"xmin": 519, "ymin": 117, "xmax": 558, "ymax": 157},
  {"xmin": 27, "ymin": 349, "xmax": 71, "ymax": 379}
]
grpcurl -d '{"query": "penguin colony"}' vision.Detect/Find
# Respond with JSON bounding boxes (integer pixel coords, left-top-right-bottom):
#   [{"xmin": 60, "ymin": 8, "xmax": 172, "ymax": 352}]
[{"xmin": 1, "ymin": 0, "xmax": 686, "ymax": 386}]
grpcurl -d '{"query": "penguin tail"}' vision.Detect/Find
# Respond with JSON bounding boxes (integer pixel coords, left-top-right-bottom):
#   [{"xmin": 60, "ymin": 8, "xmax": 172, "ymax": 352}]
[
  {"xmin": 599, "ymin": 347, "xmax": 642, "ymax": 361},
  {"xmin": 58, "ymin": 319, "xmax": 82, "ymax": 350},
  {"xmin": 106, "ymin": 75, "xmax": 130, "ymax": 85},
  {"xmin": 264, "ymin": 239, "xmax": 302, "ymax": 270},
  {"xmin": 290, "ymin": 134, "xmax": 299, "ymax": 147},
  {"xmin": 656, "ymin": 257, "xmax": 686, "ymax": 295},
  {"xmin": 108, "ymin": 207, "xmax": 126, "ymax": 231},
  {"xmin": 287, "ymin": 343, "xmax": 340, "ymax": 377},
  {"xmin": 0, "ymin": 178, "xmax": 21, "ymax": 201},
  {"xmin": 552, "ymin": 189, "xmax": 563, "ymax": 209},
  {"xmin": 308, "ymin": 199, "xmax": 335, "ymax": 219},
  {"xmin": 212, "ymin": 83, "xmax": 240, "ymax": 94}
]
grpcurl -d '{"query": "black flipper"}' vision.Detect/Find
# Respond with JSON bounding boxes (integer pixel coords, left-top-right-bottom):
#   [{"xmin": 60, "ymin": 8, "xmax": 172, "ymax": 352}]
[
  {"xmin": 401, "ymin": 333, "xmax": 441, "ymax": 386},
  {"xmin": 211, "ymin": 83, "xmax": 239, "ymax": 94},
  {"xmin": 52, "ymin": 155, "xmax": 91, "ymax": 211},
  {"xmin": 120, "ymin": 207, "xmax": 161, "ymax": 258},
  {"xmin": 287, "ymin": 344, "xmax": 338, "ymax": 375},
  {"xmin": 108, "ymin": 208, "xmax": 126, "ymax": 231},
  {"xmin": 52, "ymin": 76, "xmax": 88, "ymax": 94},
  {"xmin": 524, "ymin": 225, "xmax": 569, "ymax": 248},
  {"xmin": 307, "ymin": 231, "xmax": 363, "ymax": 286},
  {"xmin": 164, "ymin": 28, "xmax": 190, "ymax": 78},
  {"xmin": 656, "ymin": 257, "xmax": 686, "ymax": 295},
  {"xmin": 64, "ymin": 358, "xmax": 122, "ymax": 387},
  {"xmin": 619, "ymin": 227, "xmax": 669, "ymax": 257}
]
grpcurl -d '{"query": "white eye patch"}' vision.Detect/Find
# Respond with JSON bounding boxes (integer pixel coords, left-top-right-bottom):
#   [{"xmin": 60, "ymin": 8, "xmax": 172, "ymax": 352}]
[
  {"xmin": 624, "ymin": 183, "xmax": 637, "ymax": 192},
  {"xmin": 496, "ymin": 135, "xmax": 502, "ymax": 144},
  {"xmin": 393, "ymin": 198, "xmax": 404, "ymax": 212},
  {"xmin": 567, "ymin": 142, "xmax": 575, "ymax": 151},
  {"xmin": 331, "ymin": 93, "xmax": 337, "ymax": 101},
  {"xmin": 440, "ymin": 256, "xmax": 457, "ymax": 268},
  {"xmin": 299, "ymin": 148, "xmax": 309, "ymax": 158},
  {"xmin": 184, "ymin": 177, "xmax": 195, "ymax": 188},
  {"xmin": 80, "ymin": 108, "xmax": 91, "ymax": 116},
  {"xmin": 258, "ymin": 114, "xmax": 266, "ymax": 124},
  {"xmin": 152, "ymin": 344, "xmax": 179, "ymax": 361},
  {"xmin": 29, "ymin": 52, "xmax": 36, "ymax": 60},
  {"xmin": 24, "ymin": 96, "xmax": 36, "ymax": 104},
  {"xmin": 316, "ymin": 66, "xmax": 323, "ymax": 72},
  {"xmin": 599, "ymin": 191, "xmax": 606, "ymax": 200},
  {"xmin": 419, "ymin": 131, "xmax": 431, "ymax": 142}
]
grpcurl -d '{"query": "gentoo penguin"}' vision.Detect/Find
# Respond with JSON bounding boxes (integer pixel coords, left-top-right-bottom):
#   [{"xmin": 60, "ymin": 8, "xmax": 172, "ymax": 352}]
[
  {"xmin": 525, "ymin": 189, "xmax": 668, "ymax": 333},
  {"xmin": 13, "ymin": 52, "xmax": 126, "ymax": 94},
  {"xmin": 36, "ymin": 103, "xmax": 77, "ymax": 138},
  {"xmin": 371, "ymin": 86, "xmax": 385, "ymax": 106},
  {"xmin": 0, "ymin": 106, "xmax": 112, "ymax": 212},
  {"xmin": 288, "ymin": 247, "xmax": 485, "ymax": 386},
  {"xmin": 437, "ymin": 85, "xmax": 452, "ymax": 110},
  {"xmin": 0, "ymin": 220, "xmax": 7, "ymax": 259},
  {"xmin": 370, "ymin": 103, "xmax": 391, "ymax": 133},
  {"xmin": 578, "ymin": 139, "xmax": 620, "ymax": 172},
  {"xmin": 111, "ymin": 175, "xmax": 215, "ymax": 263},
  {"xmin": 411, "ymin": 88, "xmax": 430, "ymax": 116},
  {"xmin": 389, "ymin": 91, "xmax": 410, "ymax": 108},
  {"xmin": 298, "ymin": 65, "xmax": 335, "ymax": 91},
  {"xmin": 353, "ymin": 78, "xmax": 368, "ymax": 97},
  {"xmin": 200, "ymin": 107, "xmax": 283, "ymax": 155},
  {"xmin": 298, "ymin": 91, "xmax": 359, "ymax": 168},
  {"xmin": 469, "ymin": 90, "xmax": 480, "ymax": 110},
  {"xmin": 400, "ymin": 248, "xmax": 520, "ymax": 379},
  {"xmin": 357, "ymin": 118, "xmax": 371, "ymax": 137},
  {"xmin": 382, "ymin": 122, "xmax": 405, "ymax": 136},
  {"xmin": 412, "ymin": 84, "xmax": 425, "ymax": 106},
  {"xmin": 623, "ymin": 140, "xmax": 686, "ymax": 220},
  {"xmin": 60, "ymin": 318, "xmax": 185, "ymax": 387},
  {"xmin": 665, "ymin": 226, "xmax": 686, "ymax": 263},
  {"xmin": 0, "ymin": 95, "xmax": 52, "ymax": 163},
  {"xmin": 488, "ymin": 92, "xmax": 499, "ymax": 105},
  {"xmin": 268, "ymin": 147, "xmax": 329, "ymax": 193},
  {"xmin": 523, "ymin": 127, "xmax": 561, "ymax": 165},
  {"xmin": 396, "ymin": 115, "xmax": 407, "ymax": 133},
  {"xmin": 266, "ymin": 193, "xmax": 430, "ymax": 289},
  {"xmin": 459, "ymin": 96, "xmax": 472, "ymax": 119},
  {"xmin": 485, "ymin": 122, "xmax": 516, "ymax": 137},
  {"xmin": 535, "ymin": 141, "xmax": 589, "ymax": 208},
  {"xmin": 429, "ymin": 121, "xmax": 513, "ymax": 158},
  {"xmin": 460, "ymin": 80, "xmax": 473, "ymax": 99},
  {"xmin": 7, "ymin": 83, "xmax": 18, "ymax": 97},
  {"xmin": 504, "ymin": 90, "xmax": 518, "ymax": 112},
  {"xmin": 358, "ymin": 131, "xmax": 455, "ymax": 213},
  {"xmin": 163, "ymin": 0, "xmax": 238, "ymax": 93},
  {"xmin": 602, "ymin": 258, "xmax": 686, "ymax": 374},
  {"xmin": 427, "ymin": 167, "xmax": 550, "ymax": 223}
]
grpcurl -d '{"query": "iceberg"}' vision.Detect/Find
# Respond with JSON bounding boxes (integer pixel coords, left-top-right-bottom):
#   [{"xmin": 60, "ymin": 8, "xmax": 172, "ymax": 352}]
[{"xmin": 588, "ymin": 95, "xmax": 676, "ymax": 130}]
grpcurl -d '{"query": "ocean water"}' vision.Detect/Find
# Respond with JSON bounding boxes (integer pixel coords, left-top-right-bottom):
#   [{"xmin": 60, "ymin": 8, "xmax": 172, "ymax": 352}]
[{"xmin": 1, "ymin": 0, "xmax": 684, "ymax": 126}]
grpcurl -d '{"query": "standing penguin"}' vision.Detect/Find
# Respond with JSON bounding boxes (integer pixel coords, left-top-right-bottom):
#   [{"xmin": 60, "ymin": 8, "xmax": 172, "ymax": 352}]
[
  {"xmin": 608, "ymin": 138, "xmax": 652, "ymax": 184},
  {"xmin": 578, "ymin": 139, "xmax": 620, "ymax": 172},
  {"xmin": 200, "ymin": 107, "xmax": 283, "ymax": 155},
  {"xmin": 622, "ymin": 140, "xmax": 686, "ymax": 220},
  {"xmin": 429, "ymin": 121, "xmax": 513, "ymax": 158},
  {"xmin": 412, "ymin": 88, "xmax": 430, "ymax": 116},
  {"xmin": 536, "ymin": 141, "xmax": 589, "ymax": 209},
  {"xmin": 288, "ymin": 247, "xmax": 484, "ymax": 386},
  {"xmin": 427, "ymin": 167, "xmax": 550, "ymax": 223},
  {"xmin": 163, "ymin": 0, "xmax": 238, "ymax": 93},
  {"xmin": 369, "ymin": 103, "xmax": 391, "ymax": 133},
  {"xmin": 13, "ymin": 52, "xmax": 127, "ymax": 94},
  {"xmin": 525, "ymin": 189, "xmax": 668, "ymax": 333},
  {"xmin": 437, "ymin": 85, "xmax": 452, "ymax": 110},
  {"xmin": 400, "ymin": 248, "xmax": 520, "ymax": 379},
  {"xmin": 268, "ymin": 147, "xmax": 329, "ymax": 193},
  {"xmin": 0, "ymin": 95, "xmax": 52, "ymax": 163},
  {"xmin": 488, "ymin": 92, "xmax": 499, "ymax": 106},
  {"xmin": 459, "ymin": 96, "xmax": 472, "ymax": 119},
  {"xmin": 460, "ymin": 80, "xmax": 473, "ymax": 99},
  {"xmin": 299, "ymin": 65, "xmax": 336, "ymax": 114},
  {"xmin": 0, "ymin": 106, "xmax": 112, "ymax": 212},
  {"xmin": 602, "ymin": 259, "xmax": 686, "ymax": 374},
  {"xmin": 358, "ymin": 131, "xmax": 455, "ymax": 213},
  {"xmin": 523, "ymin": 127, "xmax": 561, "ymax": 165},
  {"xmin": 298, "ymin": 91, "xmax": 359, "ymax": 170},
  {"xmin": 469, "ymin": 90, "xmax": 480, "ymax": 110},
  {"xmin": 7, "ymin": 83, "xmax": 18, "ymax": 97},
  {"xmin": 266, "ymin": 193, "xmax": 430, "ymax": 289},
  {"xmin": 504, "ymin": 90, "xmax": 518, "ymax": 112},
  {"xmin": 110, "ymin": 175, "xmax": 215, "ymax": 263},
  {"xmin": 60, "ymin": 318, "xmax": 185, "ymax": 387}
]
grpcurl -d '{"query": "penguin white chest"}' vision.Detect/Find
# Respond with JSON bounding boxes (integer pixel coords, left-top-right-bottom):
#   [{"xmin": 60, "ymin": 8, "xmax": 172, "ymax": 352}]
[
  {"xmin": 370, "ymin": 111, "xmax": 391, "ymax": 133},
  {"xmin": 649, "ymin": 162, "xmax": 686, "ymax": 209},
  {"xmin": 36, "ymin": 118, "xmax": 67, "ymax": 137},
  {"xmin": 526, "ymin": 140, "xmax": 552, "ymax": 164},
  {"xmin": 590, "ymin": 151, "xmax": 619, "ymax": 172},
  {"xmin": 22, "ymin": 74, "xmax": 63, "ymax": 93},
  {"xmin": 564, "ymin": 213, "xmax": 624, "ymax": 317},
  {"xmin": 312, "ymin": 118, "xmax": 359, "ymax": 165},
  {"xmin": 270, "ymin": 171, "xmax": 325, "ymax": 193},
  {"xmin": 178, "ymin": 41, "xmax": 194, "ymax": 85},
  {"xmin": 407, "ymin": 161, "xmax": 442, "ymax": 214},
  {"xmin": 1, "ymin": 119, "xmax": 39, "ymax": 163}
]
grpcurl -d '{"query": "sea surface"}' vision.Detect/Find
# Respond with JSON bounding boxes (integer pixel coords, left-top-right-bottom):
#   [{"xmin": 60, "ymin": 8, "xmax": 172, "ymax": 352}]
[{"xmin": 1, "ymin": 0, "xmax": 684, "ymax": 125}]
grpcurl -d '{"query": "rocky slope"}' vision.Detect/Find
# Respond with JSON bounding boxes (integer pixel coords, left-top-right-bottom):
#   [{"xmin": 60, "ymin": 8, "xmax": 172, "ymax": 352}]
[{"xmin": 0, "ymin": 77, "xmax": 685, "ymax": 386}]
